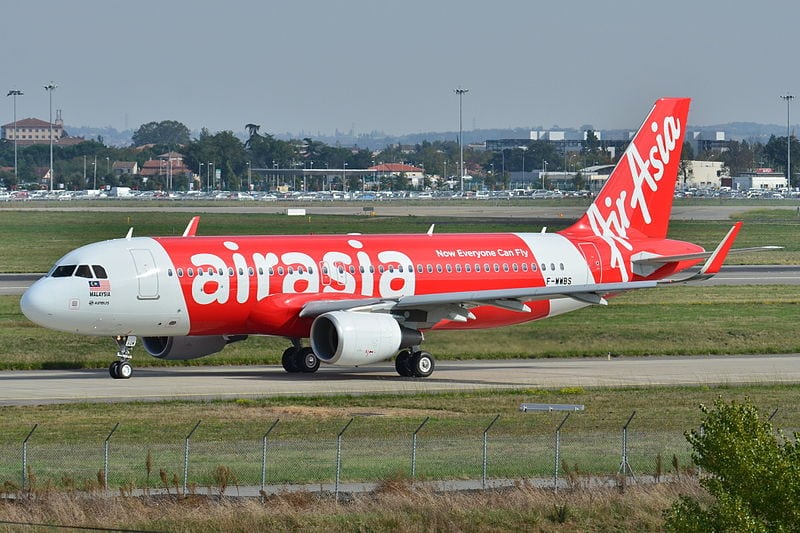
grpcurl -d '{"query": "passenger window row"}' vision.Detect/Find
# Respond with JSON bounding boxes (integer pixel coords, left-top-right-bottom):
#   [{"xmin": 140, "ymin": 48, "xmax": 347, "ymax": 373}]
[{"xmin": 166, "ymin": 261, "xmax": 566, "ymax": 278}]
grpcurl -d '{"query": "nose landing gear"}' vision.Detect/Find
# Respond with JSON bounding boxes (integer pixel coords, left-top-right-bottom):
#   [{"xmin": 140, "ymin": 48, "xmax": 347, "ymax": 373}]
[{"xmin": 110, "ymin": 335, "xmax": 136, "ymax": 379}]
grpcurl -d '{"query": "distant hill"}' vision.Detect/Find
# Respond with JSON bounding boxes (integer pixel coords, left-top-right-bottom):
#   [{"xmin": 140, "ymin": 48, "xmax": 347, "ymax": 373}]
[{"xmin": 66, "ymin": 122, "xmax": 792, "ymax": 150}]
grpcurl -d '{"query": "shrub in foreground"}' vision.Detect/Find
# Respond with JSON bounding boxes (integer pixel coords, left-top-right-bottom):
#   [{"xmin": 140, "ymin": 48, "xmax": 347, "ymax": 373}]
[{"xmin": 664, "ymin": 397, "xmax": 800, "ymax": 532}]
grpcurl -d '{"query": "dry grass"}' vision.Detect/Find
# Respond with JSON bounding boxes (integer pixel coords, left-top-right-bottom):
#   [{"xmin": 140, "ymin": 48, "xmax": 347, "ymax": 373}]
[{"xmin": 0, "ymin": 479, "xmax": 708, "ymax": 532}]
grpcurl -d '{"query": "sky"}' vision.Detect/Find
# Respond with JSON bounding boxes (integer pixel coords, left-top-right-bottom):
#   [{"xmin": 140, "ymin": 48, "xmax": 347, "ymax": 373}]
[{"xmin": 2, "ymin": 1, "xmax": 798, "ymax": 137}]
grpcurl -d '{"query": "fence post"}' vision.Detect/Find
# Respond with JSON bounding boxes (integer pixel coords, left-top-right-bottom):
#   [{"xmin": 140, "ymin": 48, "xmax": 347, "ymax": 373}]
[
  {"xmin": 411, "ymin": 417, "xmax": 429, "ymax": 481},
  {"xmin": 183, "ymin": 420, "xmax": 201, "ymax": 495},
  {"xmin": 21, "ymin": 424, "xmax": 37, "ymax": 490},
  {"xmin": 261, "ymin": 418, "xmax": 280, "ymax": 498},
  {"xmin": 335, "ymin": 418, "xmax": 354, "ymax": 503},
  {"xmin": 618, "ymin": 411, "xmax": 636, "ymax": 482},
  {"xmin": 482, "ymin": 415, "xmax": 500, "ymax": 489},
  {"xmin": 553, "ymin": 413, "xmax": 571, "ymax": 492},
  {"xmin": 104, "ymin": 422, "xmax": 120, "ymax": 491}
]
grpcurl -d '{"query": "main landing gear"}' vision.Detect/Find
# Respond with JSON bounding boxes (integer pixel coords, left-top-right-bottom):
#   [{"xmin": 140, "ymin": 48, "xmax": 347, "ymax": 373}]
[
  {"xmin": 395, "ymin": 349, "xmax": 435, "ymax": 378},
  {"xmin": 281, "ymin": 340, "xmax": 321, "ymax": 373},
  {"xmin": 278, "ymin": 340, "xmax": 435, "ymax": 378},
  {"xmin": 110, "ymin": 335, "xmax": 136, "ymax": 379}
]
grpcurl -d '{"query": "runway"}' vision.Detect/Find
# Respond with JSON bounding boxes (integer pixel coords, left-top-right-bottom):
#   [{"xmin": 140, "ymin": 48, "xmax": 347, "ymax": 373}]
[{"xmin": 0, "ymin": 354, "xmax": 797, "ymax": 406}]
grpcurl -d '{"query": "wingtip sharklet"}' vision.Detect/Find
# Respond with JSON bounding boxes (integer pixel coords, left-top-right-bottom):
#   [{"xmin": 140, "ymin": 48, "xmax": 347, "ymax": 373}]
[{"xmin": 183, "ymin": 216, "xmax": 201, "ymax": 237}]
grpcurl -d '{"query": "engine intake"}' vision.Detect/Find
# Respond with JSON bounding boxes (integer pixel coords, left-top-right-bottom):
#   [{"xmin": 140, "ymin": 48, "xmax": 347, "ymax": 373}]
[
  {"xmin": 142, "ymin": 335, "xmax": 246, "ymax": 360},
  {"xmin": 310, "ymin": 311, "xmax": 422, "ymax": 366}
]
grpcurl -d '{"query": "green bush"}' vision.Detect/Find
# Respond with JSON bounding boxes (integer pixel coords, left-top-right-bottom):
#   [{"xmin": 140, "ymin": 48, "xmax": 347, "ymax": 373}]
[{"xmin": 664, "ymin": 398, "xmax": 800, "ymax": 532}]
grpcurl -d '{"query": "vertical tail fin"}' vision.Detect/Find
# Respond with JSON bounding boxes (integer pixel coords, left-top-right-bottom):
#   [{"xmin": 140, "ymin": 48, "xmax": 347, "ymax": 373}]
[{"xmin": 566, "ymin": 98, "xmax": 691, "ymax": 240}]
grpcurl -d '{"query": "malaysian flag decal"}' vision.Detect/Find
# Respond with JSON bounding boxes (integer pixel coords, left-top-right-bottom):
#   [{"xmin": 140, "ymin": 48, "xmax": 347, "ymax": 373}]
[{"xmin": 89, "ymin": 279, "xmax": 111, "ymax": 293}]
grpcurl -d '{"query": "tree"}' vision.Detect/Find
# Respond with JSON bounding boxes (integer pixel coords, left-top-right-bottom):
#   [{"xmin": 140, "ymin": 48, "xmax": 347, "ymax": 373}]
[
  {"xmin": 719, "ymin": 140, "xmax": 756, "ymax": 176},
  {"xmin": 664, "ymin": 398, "xmax": 800, "ymax": 532},
  {"xmin": 132, "ymin": 120, "xmax": 191, "ymax": 146},
  {"xmin": 583, "ymin": 130, "xmax": 601, "ymax": 154},
  {"xmin": 763, "ymin": 135, "xmax": 800, "ymax": 186}
]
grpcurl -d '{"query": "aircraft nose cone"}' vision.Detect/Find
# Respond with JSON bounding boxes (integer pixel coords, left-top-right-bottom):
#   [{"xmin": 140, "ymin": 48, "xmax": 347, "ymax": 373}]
[{"xmin": 20, "ymin": 280, "xmax": 55, "ymax": 328}]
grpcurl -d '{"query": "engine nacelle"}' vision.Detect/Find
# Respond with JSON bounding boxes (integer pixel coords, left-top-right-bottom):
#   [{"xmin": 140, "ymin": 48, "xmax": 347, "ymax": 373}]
[
  {"xmin": 142, "ymin": 335, "xmax": 246, "ymax": 360},
  {"xmin": 310, "ymin": 311, "xmax": 423, "ymax": 366}
]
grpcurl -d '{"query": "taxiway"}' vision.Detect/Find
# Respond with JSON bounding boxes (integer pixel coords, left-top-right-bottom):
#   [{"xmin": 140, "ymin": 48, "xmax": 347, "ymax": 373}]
[{"xmin": 0, "ymin": 355, "xmax": 797, "ymax": 406}]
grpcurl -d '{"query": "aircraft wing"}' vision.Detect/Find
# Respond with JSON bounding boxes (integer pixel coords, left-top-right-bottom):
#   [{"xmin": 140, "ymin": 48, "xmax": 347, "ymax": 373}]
[{"xmin": 298, "ymin": 280, "xmax": 657, "ymax": 324}]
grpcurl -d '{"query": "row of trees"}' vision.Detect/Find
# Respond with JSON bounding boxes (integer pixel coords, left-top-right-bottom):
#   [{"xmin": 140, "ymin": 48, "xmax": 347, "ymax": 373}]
[{"xmin": 1, "ymin": 118, "xmax": 799, "ymax": 191}]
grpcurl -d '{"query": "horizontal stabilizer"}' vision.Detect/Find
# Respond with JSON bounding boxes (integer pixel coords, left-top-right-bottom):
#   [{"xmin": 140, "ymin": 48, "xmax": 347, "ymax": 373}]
[
  {"xmin": 633, "ymin": 246, "xmax": 782, "ymax": 266},
  {"xmin": 658, "ymin": 222, "xmax": 749, "ymax": 284}
]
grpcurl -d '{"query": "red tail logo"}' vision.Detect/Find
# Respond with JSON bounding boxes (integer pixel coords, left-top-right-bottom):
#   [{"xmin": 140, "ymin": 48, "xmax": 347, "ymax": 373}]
[{"xmin": 565, "ymin": 98, "xmax": 690, "ymax": 280}]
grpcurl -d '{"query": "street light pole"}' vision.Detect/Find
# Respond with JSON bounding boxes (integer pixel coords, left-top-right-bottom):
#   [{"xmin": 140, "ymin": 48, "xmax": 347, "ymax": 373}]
[
  {"xmin": 454, "ymin": 87, "xmax": 469, "ymax": 192},
  {"xmin": 542, "ymin": 160, "xmax": 548, "ymax": 189},
  {"xmin": 247, "ymin": 161, "xmax": 251, "ymax": 191},
  {"xmin": 6, "ymin": 90, "xmax": 23, "ymax": 182},
  {"xmin": 781, "ymin": 93, "xmax": 794, "ymax": 187},
  {"xmin": 44, "ymin": 82, "xmax": 57, "ymax": 191}
]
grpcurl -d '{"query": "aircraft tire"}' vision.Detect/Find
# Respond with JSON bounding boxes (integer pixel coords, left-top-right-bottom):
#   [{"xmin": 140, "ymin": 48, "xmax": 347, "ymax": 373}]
[
  {"xmin": 395, "ymin": 350, "xmax": 413, "ymax": 377},
  {"xmin": 109, "ymin": 361, "xmax": 120, "ymax": 379},
  {"xmin": 282, "ymin": 347, "xmax": 302, "ymax": 373},
  {"xmin": 410, "ymin": 351, "xmax": 434, "ymax": 378},
  {"xmin": 299, "ymin": 347, "xmax": 320, "ymax": 373},
  {"xmin": 118, "ymin": 361, "xmax": 133, "ymax": 379}
]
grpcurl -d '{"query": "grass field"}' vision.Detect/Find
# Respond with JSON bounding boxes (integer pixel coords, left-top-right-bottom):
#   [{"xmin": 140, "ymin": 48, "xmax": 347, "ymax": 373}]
[
  {"xmin": 0, "ymin": 385, "xmax": 795, "ymax": 531},
  {"xmin": 2, "ymin": 283, "xmax": 800, "ymax": 370},
  {"xmin": 0, "ymin": 481, "xmax": 706, "ymax": 532},
  {"xmin": 0, "ymin": 207, "xmax": 798, "ymax": 272}
]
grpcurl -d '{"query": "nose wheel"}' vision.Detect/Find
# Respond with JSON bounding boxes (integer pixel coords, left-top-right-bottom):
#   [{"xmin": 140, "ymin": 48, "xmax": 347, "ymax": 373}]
[{"xmin": 109, "ymin": 360, "xmax": 133, "ymax": 379}]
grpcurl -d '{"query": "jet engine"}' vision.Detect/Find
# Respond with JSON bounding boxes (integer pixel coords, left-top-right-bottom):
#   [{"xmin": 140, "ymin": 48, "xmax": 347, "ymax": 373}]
[
  {"xmin": 142, "ymin": 335, "xmax": 247, "ymax": 360},
  {"xmin": 310, "ymin": 311, "xmax": 422, "ymax": 366}
]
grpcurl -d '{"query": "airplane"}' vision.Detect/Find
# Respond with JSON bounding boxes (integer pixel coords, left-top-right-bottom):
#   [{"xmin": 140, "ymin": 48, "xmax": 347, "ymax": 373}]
[{"xmin": 19, "ymin": 97, "xmax": 773, "ymax": 380}]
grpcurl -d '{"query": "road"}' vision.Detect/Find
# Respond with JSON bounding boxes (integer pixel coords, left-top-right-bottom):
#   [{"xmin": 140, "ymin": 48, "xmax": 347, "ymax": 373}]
[
  {"xmin": 0, "ymin": 354, "xmax": 797, "ymax": 406},
  {"xmin": 0, "ymin": 203, "xmax": 773, "ymax": 220}
]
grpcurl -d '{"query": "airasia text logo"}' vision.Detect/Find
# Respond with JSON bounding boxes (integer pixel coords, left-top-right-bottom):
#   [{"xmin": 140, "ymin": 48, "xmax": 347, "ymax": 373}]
[
  {"xmin": 189, "ymin": 239, "xmax": 415, "ymax": 305},
  {"xmin": 585, "ymin": 114, "xmax": 681, "ymax": 281}
]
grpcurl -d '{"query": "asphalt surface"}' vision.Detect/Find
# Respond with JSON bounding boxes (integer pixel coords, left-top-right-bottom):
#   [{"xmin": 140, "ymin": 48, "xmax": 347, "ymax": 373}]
[{"xmin": 0, "ymin": 355, "xmax": 797, "ymax": 406}]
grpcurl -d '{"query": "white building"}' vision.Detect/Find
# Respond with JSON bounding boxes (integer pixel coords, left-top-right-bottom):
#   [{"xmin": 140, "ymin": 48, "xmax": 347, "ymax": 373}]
[
  {"xmin": 680, "ymin": 160, "xmax": 725, "ymax": 190},
  {"xmin": 732, "ymin": 168, "xmax": 787, "ymax": 191}
]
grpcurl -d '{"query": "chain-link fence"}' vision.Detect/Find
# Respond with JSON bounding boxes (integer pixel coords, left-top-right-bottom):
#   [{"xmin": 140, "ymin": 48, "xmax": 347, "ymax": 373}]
[{"xmin": 2, "ymin": 411, "xmax": 740, "ymax": 498}]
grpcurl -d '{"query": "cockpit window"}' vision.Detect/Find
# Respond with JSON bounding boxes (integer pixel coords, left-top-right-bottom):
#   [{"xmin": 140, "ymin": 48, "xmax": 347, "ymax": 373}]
[
  {"xmin": 92, "ymin": 265, "xmax": 108, "ymax": 279},
  {"xmin": 52, "ymin": 265, "xmax": 77, "ymax": 278},
  {"xmin": 74, "ymin": 265, "xmax": 93, "ymax": 278},
  {"xmin": 50, "ymin": 264, "xmax": 109, "ymax": 279}
]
